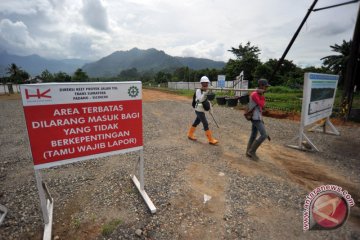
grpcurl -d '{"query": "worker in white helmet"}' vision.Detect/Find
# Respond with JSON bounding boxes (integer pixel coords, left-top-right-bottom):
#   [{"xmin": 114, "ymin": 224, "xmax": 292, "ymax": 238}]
[{"xmin": 187, "ymin": 76, "xmax": 219, "ymax": 145}]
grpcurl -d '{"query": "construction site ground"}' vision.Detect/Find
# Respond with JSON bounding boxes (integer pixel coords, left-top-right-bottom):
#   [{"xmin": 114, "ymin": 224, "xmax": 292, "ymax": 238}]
[{"xmin": 0, "ymin": 89, "xmax": 359, "ymax": 239}]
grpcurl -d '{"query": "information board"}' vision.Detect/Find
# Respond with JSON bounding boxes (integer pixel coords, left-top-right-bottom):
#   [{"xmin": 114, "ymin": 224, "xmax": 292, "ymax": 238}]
[
  {"xmin": 20, "ymin": 82, "xmax": 143, "ymax": 169},
  {"xmin": 302, "ymin": 73, "xmax": 339, "ymax": 126},
  {"xmin": 217, "ymin": 75, "xmax": 226, "ymax": 88}
]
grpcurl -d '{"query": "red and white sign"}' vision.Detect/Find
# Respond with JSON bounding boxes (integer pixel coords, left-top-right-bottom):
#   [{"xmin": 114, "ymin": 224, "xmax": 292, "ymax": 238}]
[{"xmin": 20, "ymin": 82, "xmax": 143, "ymax": 169}]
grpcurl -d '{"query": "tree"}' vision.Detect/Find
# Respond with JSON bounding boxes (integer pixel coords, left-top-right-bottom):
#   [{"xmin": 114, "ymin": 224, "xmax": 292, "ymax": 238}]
[
  {"xmin": 254, "ymin": 64, "xmax": 273, "ymax": 81},
  {"xmin": 72, "ymin": 68, "xmax": 89, "ymax": 82},
  {"xmin": 302, "ymin": 66, "xmax": 329, "ymax": 74},
  {"xmin": 225, "ymin": 42, "xmax": 261, "ymax": 83},
  {"xmin": 139, "ymin": 71, "xmax": 154, "ymax": 83},
  {"xmin": 255, "ymin": 59, "xmax": 302, "ymax": 86},
  {"xmin": 5, "ymin": 63, "xmax": 31, "ymax": 84},
  {"xmin": 54, "ymin": 71, "xmax": 71, "ymax": 82},
  {"xmin": 204, "ymin": 68, "xmax": 220, "ymax": 82},
  {"xmin": 118, "ymin": 68, "xmax": 139, "ymax": 81},
  {"xmin": 17, "ymin": 70, "xmax": 30, "ymax": 83},
  {"xmin": 321, "ymin": 40, "xmax": 352, "ymax": 85},
  {"xmin": 173, "ymin": 67, "xmax": 187, "ymax": 82},
  {"xmin": 40, "ymin": 70, "xmax": 54, "ymax": 82},
  {"xmin": 6, "ymin": 63, "xmax": 20, "ymax": 79},
  {"xmin": 6, "ymin": 63, "xmax": 21, "ymax": 83},
  {"xmin": 154, "ymin": 71, "xmax": 171, "ymax": 84},
  {"xmin": 229, "ymin": 41, "xmax": 260, "ymax": 60}
]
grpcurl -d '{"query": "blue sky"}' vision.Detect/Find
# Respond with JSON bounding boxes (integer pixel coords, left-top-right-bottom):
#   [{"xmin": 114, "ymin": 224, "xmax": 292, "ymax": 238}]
[{"xmin": 0, "ymin": 0, "xmax": 358, "ymax": 67}]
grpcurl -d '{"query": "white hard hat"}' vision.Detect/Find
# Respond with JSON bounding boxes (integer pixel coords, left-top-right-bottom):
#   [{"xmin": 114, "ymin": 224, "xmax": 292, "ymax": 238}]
[{"xmin": 200, "ymin": 76, "xmax": 210, "ymax": 83}]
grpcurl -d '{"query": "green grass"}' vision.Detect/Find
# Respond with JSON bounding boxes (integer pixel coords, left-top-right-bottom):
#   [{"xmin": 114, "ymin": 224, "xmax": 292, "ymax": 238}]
[
  {"xmin": 351, "ymin": 93, "xmax": 360, "ymax": 108},
  {"xmin": 101, "ymin": 218, "xmax": 123, "ymax": 236},
  {"xmin": 144, "ymin": 86, "xmax": 235, "ymax": 98},
  {"xmin": 266, "ymin": 92, "xmax": 303, "ymax": 101},
  {"xmin": 267, "ymin": 86, "xmax": 302, "ymax": 94},
  {"xmin": 71, "ymin": 217, "xmax": 81, "ymax": 229},
  {"xmin": 148, "ymin": 86, "xmax": 360, "ymax": 113},
  {"xmin": 266, "ymin": 101, "xmax": 302, "ymax": 112}
]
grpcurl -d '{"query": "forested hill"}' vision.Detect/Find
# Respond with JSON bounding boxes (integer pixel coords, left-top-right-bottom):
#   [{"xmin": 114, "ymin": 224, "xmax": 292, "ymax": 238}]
[
  {"xmin": 82, "ymin": 48, "xmax": 225, "ymax": 77},
  {"xmin": 0, "ymin": 51, "xmax": 88, "ymax": 76}
]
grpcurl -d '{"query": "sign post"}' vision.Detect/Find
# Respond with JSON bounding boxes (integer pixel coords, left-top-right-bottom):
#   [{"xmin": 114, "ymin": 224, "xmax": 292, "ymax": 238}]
[
  {"xmin": 217, "ymin": 75, "xmax": 226, "ymax": 88},
  {"xmin": 287, "ymin": 73, "xmax": 340, "ymax": 151},
  {"xmin": 20, "ymin": 82, "xmax": 156, "ymax": 239}
]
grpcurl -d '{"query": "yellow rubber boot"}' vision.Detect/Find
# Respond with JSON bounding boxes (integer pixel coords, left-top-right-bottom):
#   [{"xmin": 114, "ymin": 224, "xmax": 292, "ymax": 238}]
[
  {"xmin": 187, "ymin": 126, "xmax": 197, "ymax": 141},
  {"xmin": 205, "ymin": 130, "xmax": 219, "ymax": 145}
]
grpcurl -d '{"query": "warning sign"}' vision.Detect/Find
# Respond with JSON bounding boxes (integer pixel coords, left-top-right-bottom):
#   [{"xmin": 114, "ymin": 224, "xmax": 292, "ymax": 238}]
[{"xmin": 20, "ymin": 82, "xmax": 143, "ymax": 169}]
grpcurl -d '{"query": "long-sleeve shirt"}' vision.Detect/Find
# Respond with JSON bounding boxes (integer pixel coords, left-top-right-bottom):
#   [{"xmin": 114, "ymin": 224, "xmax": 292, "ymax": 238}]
[
  {"xmin": 195, "ymin": 89, "xmax": 208, "ymax": 112},
  {"xmin": 248, "ymin": 90, "xmax": 266, "ymax": 120}
]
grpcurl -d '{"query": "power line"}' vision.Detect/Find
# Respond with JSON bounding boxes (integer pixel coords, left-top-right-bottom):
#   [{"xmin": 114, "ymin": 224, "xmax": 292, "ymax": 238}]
[
  {"xmin": 270, "ymin": 0, "xmax": 318, "ymax": 81},
  {"xmin": 270, "ymin": 0, "xmax": 359, "ymax": 81},
  {"xmin": 313, "ymin": 0, "xmax": 359, "ymax": 12}
]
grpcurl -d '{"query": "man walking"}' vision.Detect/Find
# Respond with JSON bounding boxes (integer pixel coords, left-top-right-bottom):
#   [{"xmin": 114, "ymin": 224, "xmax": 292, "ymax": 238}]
[
  {"xmin": 246, "ymin": 79, "xmax": 270, "ymax": 159},
  {"xmin": 187, "ymin": 76, "xmax": 219, "ymax": 145}
]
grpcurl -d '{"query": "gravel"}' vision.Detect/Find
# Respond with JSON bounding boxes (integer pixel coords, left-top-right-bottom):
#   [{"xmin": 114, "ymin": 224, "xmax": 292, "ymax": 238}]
[{"xmin": 0, "ymin": 94, "xmax": 359, "ymax": 240}]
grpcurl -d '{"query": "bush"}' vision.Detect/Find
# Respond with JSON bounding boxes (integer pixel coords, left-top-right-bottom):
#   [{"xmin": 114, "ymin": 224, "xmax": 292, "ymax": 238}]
[{"xmin": 267, "ymin": 86, "xmax": 301, "ymax": 94}]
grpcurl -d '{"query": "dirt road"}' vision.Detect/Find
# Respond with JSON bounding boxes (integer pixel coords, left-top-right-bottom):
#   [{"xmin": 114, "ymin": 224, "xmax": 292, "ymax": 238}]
[{"xmin": 0, "ymin": 89, "xmax": 359, "ymax": 239}]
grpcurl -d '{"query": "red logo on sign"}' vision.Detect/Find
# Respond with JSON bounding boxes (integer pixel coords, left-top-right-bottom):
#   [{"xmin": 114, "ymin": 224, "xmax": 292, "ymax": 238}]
[
  {"xmin": 25, "ymin": 88, "xmax": 51, "ymax": 99},
  {"xmin": 311, "ymin": 193, "xmax": 348, "ymax": 229}
]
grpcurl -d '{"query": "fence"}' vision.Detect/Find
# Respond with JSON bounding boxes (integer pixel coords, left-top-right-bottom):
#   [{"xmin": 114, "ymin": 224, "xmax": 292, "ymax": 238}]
[
  {"xmin": 0, "ymin": 84, "xmax": 21, "ymax": 95},
  {"xmin": 167, "ymin": 81, "xmax": 238, "ymax": 90}
]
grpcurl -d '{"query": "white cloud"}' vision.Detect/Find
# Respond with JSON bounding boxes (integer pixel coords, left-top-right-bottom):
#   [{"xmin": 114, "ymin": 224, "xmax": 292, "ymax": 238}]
[
  {"xmin": 170, "ymin": 41, "xmax": 227, "ymax": 61},
  {"xmin": 69, "ymin": 33, "xmax": 94, "ymax": 57},
  {"xmin": 0, "ymin": 0, "xmax": 358, "ymax": 66},
  {"xmin": 0, "ymin": 1, "xmax": 39, "ymax": 15},
  {"xmin": 0, "ymin": 19, "xmax": 38, "ymax": 49},
  {"xmin": 82, "ymin": 0, "xmax": 109, "ymax": 32}
]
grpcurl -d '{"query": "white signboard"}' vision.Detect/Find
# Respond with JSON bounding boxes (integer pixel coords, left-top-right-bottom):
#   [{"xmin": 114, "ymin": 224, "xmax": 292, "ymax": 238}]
[
  {"xmin": 301, "ymin": 73, "xmax": 339, "ymax": 126},
  {"xmin": 233, "ymin": 80, "xmax": 248, "ymax": 97},
  {"xmin": 288, "ymin": 73, "xmax": 340, "ymax": 152}
]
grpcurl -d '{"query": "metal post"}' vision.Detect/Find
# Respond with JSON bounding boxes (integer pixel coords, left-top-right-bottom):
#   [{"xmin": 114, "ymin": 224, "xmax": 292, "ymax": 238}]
[
  {"xmin": 35, "ymin": 170, "xmax": 49, "ymax": 224},
  {"xmin": 343, "ymin": 3, "xmax": 360, "ymax": 120},
  {"xmin": 140, "ymin": 149, "xmax": 144, "ymax": 191},
  {"xmin": 271, "ymin": 0, "xmax": 318, "ymax": 81},
  {"xmin": 131, "ymin": 149, "xmax": 156, "ymax": 213},
  {"xmin": 313, "ymin": 0, "xmax": 359, "ymax": 12},
  {"xmin": 298, "ymin": 120, "xmax": 304, "ymax": 150}
]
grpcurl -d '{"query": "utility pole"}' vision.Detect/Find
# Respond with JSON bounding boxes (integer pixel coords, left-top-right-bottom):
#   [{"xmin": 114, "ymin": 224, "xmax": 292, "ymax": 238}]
[
  {"xmin": 270, "ymin": 0, "xmax": 359, "ymax": 84},
  {"xmin": 342, "ymin": 3, "xmax": 360, "ymax": 120},
  {"xmin": 270, "ymin": 0, "xmax": 318, "ymax": 81}
]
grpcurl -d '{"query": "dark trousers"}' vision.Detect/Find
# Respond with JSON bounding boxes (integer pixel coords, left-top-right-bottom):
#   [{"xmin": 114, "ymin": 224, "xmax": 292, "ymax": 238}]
[
  {"xmin": 247, "ymin": 120, "xmax": 268, "ymax": 149},
  {"xmin": 192, "ymin": 111, "xmax": 209, "ymax": 131}
]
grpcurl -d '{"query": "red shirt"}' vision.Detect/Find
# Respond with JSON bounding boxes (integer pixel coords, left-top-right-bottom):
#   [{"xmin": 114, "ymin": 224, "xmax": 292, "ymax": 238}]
[{"xmin": 250, "ymin": 91, "xmax": 265, "ymax": 111}]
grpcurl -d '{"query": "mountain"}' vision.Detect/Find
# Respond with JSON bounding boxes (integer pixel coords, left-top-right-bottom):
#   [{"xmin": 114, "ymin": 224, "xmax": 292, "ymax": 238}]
[
  {"xmin": 82, "ymin": 48, "xmax": 226, "ymax": 77},
  {"xmin": 0, "ymin": 48, "xmax": 226, "ymax": 78},
  {"xmin": 175, "ymin": 56, "xmax": 225, "ymax": 70},
  {"xmin": 0, "ymin": 51, "xmax": 89, "ymax": 76}
]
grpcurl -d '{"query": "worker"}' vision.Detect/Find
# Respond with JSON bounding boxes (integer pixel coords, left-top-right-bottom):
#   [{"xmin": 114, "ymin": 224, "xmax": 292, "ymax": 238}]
[
  {"xmin": 187, "ymin": 76, "xmax": 219, "ymax": 145},
  {"xmin": 246, "ymin": 79, "xmax": 270, "ymax": 158}
]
